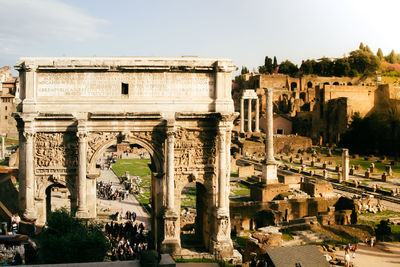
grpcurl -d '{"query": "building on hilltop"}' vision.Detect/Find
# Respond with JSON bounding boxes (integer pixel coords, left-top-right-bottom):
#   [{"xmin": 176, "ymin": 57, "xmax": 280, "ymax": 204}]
[{"xmin": 0, "ymin": 66, "xmax": 18, "ymax": 139}]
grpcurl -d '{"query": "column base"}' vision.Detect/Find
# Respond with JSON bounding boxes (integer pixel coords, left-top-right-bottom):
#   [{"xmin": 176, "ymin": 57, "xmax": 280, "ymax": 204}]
[
  {"xmin": 212, "ymin": 208, "xmax": 233, "ymax": 259},
  {"xmin": 262, "ymin": 162, "xmax": 278, "ymax": 184},
  {"xmin": 76, "ymin": 209, "xmax": 90, "ymax": 219},
  {"xmin": 161, "ymin": 209, "xmax": 180, "ymax": 255},
  {"xmin": 23, "ymin": 208, "xmax": 37, "ymax": 221}
]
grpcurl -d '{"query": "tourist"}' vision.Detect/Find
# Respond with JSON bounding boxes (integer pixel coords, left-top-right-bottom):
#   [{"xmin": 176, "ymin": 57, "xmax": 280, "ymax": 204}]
[
  {"xmin": 10, "ymin": 221, "xmax": 18, "ymax": 235},
  {"xmin": 344, "ymin": 248, "xmax": 351, "ymax": 267},
  {"xmin": 351, "ymin": 243, "xmax": 358, "ymax": 258}
]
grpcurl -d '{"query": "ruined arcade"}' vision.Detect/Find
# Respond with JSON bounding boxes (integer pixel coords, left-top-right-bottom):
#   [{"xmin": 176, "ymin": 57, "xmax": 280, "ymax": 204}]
[{"xmin": 14, "ymin": 57, "xmax": 237, "ymax": 257}]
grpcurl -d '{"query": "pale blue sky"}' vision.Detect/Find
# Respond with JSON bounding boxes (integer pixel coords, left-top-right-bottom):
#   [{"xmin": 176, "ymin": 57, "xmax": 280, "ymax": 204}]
[{"xmin": 0, "ymin": 0, "xmax": 399, "ymax": 75}]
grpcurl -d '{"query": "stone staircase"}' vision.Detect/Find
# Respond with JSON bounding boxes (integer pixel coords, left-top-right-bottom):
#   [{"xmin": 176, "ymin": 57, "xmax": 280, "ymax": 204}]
[{"xmin": 282, "ymin": 230, "xmax": 332, "ymax": 247}]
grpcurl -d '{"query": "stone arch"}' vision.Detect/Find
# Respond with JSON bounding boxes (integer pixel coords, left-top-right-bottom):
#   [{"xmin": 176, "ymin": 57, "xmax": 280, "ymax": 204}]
[
  {"xmin": 333, "ymin": 81, "xmax": 339, "ymax": 85},
  {"xmin": 87, "ymin": 133, "xmax": 164, "ymax": 175},
  {"xmin": 347, "ymin": 82, "xmax": 352, "ymax": 85},
  {"xmin": 307, "ymin": 81, "xmax": 313, "ymax": 88}
]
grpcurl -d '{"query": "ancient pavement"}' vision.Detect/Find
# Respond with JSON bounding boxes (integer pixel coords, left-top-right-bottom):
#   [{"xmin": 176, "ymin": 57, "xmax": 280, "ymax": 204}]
[{"xmin": 96, "ymin": 169, "xmax": 150, "ymax": 229}]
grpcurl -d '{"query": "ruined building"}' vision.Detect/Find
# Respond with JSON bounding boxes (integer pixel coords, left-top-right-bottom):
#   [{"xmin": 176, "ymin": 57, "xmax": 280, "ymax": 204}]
[{"xmin": 0, "ymin": 66, "xmax": 18, "ymax": 139}]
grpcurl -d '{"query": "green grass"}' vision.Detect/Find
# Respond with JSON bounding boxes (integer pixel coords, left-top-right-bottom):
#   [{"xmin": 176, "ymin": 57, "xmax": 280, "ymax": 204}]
[
  {"xmin": 112, "ymin": 158, "xmax": 151, "ymax": 178},
  {"xmin": 282, "ymin": 232, "xmax": 294, "ymax": 241},
  {"xmin": 230, "ymin": 183, "xmax": 250, "ymax": 196},
  {"xmin": 112, "ymin": 159, "xmax": 152, "ymax": 211},
  {"xmin": 347, "ymin": 159, "xmax": 400, "ymax": 175}
]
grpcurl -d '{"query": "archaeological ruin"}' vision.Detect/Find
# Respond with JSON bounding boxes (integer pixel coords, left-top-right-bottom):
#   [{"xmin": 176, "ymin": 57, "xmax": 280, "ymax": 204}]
[{"xmin": 14, "ymin": 57, "xmax": 238, "ymax": 257}]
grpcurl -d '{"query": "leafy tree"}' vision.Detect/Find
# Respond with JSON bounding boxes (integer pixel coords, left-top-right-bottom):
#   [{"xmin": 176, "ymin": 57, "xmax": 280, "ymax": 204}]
[
  {"xmin": 386, "ymin": 50, "xmax": 397, "ymax": 64},
  {"xmin": 300, "ymin": 59, "xmax": 315, "ymax": 75},
  {"xmin": 278, "ymin": 60, "xmax": 298, "ymax": 76},
  {"xmin": 315, "ymin": 57, "xmax": 333, "ymax": 76},
  {"xmin": 333, "ymin": 58, "xmax": 351, "ymax": 77},
  {"xmin": 241, "ymin": 66, "xmax": 249, "ymax": 74},
  {"xmin": 348, "ymin": 49, "xmax": 380, "ymax": 75},
  {"xmin": 377, "ymin": 48, "xmax": 384, "ymax": 59},
  {"xmin": 38, "ymin": 209, "xmax": 108, "ymax": 264},
  {"xmin": 359, "ymin": 42, "xmax": 365, "ymax": 50},
  {"xmin": 364, "ymin": 45, "xmax": 372, "ymax": 53},
  {"xmin": 258, "ymin": 65, "xmax": 267, "ymax": 74}
]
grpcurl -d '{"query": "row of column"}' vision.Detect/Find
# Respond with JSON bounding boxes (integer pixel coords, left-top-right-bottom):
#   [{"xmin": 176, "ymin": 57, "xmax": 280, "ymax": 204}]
[{"xmin": 240, "ymin": 97, "xmax": 260, "ymax": 133}]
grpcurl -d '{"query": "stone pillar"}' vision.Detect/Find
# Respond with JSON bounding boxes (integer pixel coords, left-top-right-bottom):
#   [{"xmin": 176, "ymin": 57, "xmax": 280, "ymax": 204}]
[
  {"xmin": 76, "ymin": 130, "xmax": 89, "ymax": 218},
  {"xmin": 262, "ymin": 87, "xmax": 278, "ymax": 184},
  {"xmin": 247, "ymin": 98, "xmax": 252, "ymax": 132},
  {"xmin": 166, "ymin": 129, "xmax": 175, "ymax": 210},
  {"xmin": 218, "ymin": 125, "xmax": 227, "ymax": 210},
  {"xmin": 255, "ymin": 98, "xmax": 260, "ymax": 132},
  {"xmin": 22, "ymin": 131, "xmax": 37, "ymax": 220},
  {"xmin": 240, "ymin": 98, "xmax": 245, "ymax": 133},
  {"xmin": 161, "ymin": 120, "xmax": 179, "ymax": 254},
  {"xmin": 342, "ymin": 148, "xmax": 349, "ymax": 181}
]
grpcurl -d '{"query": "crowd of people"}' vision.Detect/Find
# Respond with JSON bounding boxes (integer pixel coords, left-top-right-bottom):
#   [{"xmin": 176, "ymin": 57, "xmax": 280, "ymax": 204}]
[
  {"xmin": 97, "ymin": 181, "xmax": 129, "ymax": 201},
  {"xmin": 105, "ymin": 219, "xmax": 148, "ymax": 261}
]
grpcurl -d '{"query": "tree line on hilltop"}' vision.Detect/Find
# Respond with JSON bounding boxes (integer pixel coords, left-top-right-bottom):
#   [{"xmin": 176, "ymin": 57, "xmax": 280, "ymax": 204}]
[{"xmin": 240, "ymin": 43, "xmax": 400, "ymax": 78}]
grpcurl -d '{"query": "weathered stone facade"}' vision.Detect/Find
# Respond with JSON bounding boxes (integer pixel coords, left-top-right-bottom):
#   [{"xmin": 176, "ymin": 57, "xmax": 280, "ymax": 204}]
[{"xmin": 14, "ymin": 57, "xmax": 238, "ymax": 257}]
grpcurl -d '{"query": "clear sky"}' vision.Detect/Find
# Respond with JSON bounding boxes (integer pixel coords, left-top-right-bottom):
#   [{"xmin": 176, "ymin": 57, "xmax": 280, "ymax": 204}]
[{"xmin": 0, "ymin": 0, "xmax": 399, "ymax": 75}]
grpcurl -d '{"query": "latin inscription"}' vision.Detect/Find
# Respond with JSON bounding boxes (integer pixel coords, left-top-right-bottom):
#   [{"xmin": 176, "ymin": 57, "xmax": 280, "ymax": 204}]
[{"xmin": 37, "ymin": 72, "xmax": 215, "ymax": 98}]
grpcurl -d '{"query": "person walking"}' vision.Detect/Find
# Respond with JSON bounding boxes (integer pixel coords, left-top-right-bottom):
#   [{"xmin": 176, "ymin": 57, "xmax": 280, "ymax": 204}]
[{"xmin": 344, "ymin": 248, "xmax": 351, "ymax": 267}]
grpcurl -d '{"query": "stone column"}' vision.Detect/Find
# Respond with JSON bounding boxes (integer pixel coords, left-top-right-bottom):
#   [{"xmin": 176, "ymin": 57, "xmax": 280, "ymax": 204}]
[
  {"xmin": 76, "ymin": 131, "xmax": 89, "ymax": 218},
  {"xmin": 255, "ymin": 98, "xmax": 260, "ymax": 132},
  {"xmin": 218, "ymin": 125, "xmax": 227, "ymax": 210},
  {"xmin": 166, "ymin": 129, "xmax": 175, "ymax": 211},
  {"xmin": 1, "ymin": 134, "xmax": 5, "ymax": 159},
  {"xmin": 161, "ymin": 120, "xmax": 179, "ymax": 255},
  {"xmin": 23, "ymin": 131, "xmax": 37, "ymax": 220},
  {"xmin": 342, "ymin": 148, "xmax": 349, "ymax": 181},
  {"xmin": 262, "ymin": 87, "xmax": 278, "ymax": 184},
  {"xmin": 240, "ymin": 98, "xmax": 245, "ymax": 133},
  {"xmin": 247, "ymin": 98, "xmax": 252, "ymax": 132}
]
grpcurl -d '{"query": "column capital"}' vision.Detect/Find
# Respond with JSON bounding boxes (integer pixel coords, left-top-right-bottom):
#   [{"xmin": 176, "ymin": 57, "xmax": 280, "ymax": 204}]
[
  {"xmin": 77, "ymin": 131, "xmax": 87, "ymax": 142},
  {"xmin": 23, "ymin": 131, "xmax": 35, "ymax": 141}
]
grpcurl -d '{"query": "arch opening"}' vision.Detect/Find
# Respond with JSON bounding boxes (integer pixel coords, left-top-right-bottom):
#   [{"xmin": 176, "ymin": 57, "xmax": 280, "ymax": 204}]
[
  {"xmin": 45, "ymin": 183, "xmax": 71, "ymax": 219},
  {"xmin": 290, "ymin": 82, "xmax": 297, "ymax": 91},
  {"xmin": 180, "ymin": 181, "xmax": 208, "ymax": 251}
]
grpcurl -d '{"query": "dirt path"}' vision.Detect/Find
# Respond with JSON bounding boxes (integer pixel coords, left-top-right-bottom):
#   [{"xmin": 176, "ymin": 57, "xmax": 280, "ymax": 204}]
[{"xmin": 335, "ymin": 242, "xmax": 400, "ymax": 267}]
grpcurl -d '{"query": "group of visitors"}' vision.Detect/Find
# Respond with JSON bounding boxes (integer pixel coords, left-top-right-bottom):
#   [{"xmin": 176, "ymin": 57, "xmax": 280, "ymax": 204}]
[
  {"xmin": 105, "ymin": 220, "xmax": 148, "ymax": 261},
  {"xmin": 97, "ymin": 181, "xmax": 129, "ymax": 201},
  {"xmin": 344, "ymin": 243, "xmax": 358, "ymax": 267},
  {"xmin": 0, "ymin": 244, "xmax": 24, "ymax": 265}
]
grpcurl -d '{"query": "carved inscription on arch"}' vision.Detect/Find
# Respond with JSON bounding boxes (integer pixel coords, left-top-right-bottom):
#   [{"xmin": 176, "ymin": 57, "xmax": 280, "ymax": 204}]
[
  {"xmin": 34, "ymin": 133, "xmax": 78, "ymax": 175},
  {"xmin": 174, "ymin": 128, "xmax": 216, "ymax": 173}
]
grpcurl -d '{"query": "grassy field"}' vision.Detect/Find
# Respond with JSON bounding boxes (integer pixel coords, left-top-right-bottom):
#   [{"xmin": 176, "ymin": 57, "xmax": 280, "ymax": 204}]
[
  {"xmin": 112, "ymin": 159, "xmax": 152, "ymax": 211},
  {"xmin": 359, "ymin": 210, "xmax": 400, "ymax": 241}
]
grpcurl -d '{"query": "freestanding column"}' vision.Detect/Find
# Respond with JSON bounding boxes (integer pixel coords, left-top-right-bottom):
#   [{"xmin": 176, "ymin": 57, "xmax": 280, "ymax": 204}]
[
  {"xmin": 262, "ymin": 87, "xmax": 278, "ymax": 184},
  {"xmin": 1, "ymin": 134, "xmax": 5, "ymax": 159},
  {"xmin": 218, "ymin": 125, "xmax": 227, "ymax": 210},
  {"xmin": 342, "ymin": 148, "xmax": 349, "ymax": 181},
  {"xmin": 76, "ymin": 131, "xmax": 89, "ymax": 218},
  {"xmin": 255, "ymin": 98, "xmax": 260, "ymax": 132},
  {"xmin": 240, "ymin": 98, "xmax": 245, "ymax": 133},
  {"xmin": 23, "ymin": 131, "xmax": 37, "ymax": 220},
  {"xmin": 247, "ymin": 98, "xmax": 252, "ymax": 132},
  {"xmin": 166, "ymin": 129, "xmax": 175, "ymax": 211}
]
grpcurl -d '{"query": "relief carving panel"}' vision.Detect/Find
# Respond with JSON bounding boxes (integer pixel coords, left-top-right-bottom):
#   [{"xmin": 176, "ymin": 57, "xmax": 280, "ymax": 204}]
[
  {"xmin": 34, "ymin": 132, "xmax": 78, "ymax": 175},
  {"xmin": 174, "ymin": 128, "xmax": 216, "ymax": 173}
]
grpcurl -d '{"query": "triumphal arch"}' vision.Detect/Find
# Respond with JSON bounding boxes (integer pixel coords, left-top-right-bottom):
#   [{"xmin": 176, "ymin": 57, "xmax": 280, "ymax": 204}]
[{"xmin": 14, "ymin": 57, "xmax": 237, "ymax": 256}]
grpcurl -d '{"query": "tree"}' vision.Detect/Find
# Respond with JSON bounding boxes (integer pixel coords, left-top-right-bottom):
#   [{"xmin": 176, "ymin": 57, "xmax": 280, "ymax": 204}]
[
  {"xmin": 241, "ymin": 66, "xmax": 249, "ymax": 74},
  {"xmin": 364, "ymin": 45, "xmax": 372, "ymax": 53},
  {"xmin": 348, "ymin": 49, "xmax": 380, "ymax": 75},
  {"xmin": 264, "ymin": 56, "xmax": 273, "ymax": 73},
  {"xmin": 278, "ymin": 60, "xmax": 298, "ymax": 76},
  {"xmin": 359, "ymin": 42, "xmax": 365, "ymax": 50},
  {"xmin": 377, "ymin": 48, "xmax": 384, "ymax": 59},
  {"xmin": 258, "ymin": 65, "xmax": 267, "ymax": 74},
  {"xmin": 38, "ymin": 209, "xmax": 108, "ymax": 264},
  {"xmin": 300, "ymin": 59, "xmax": 315, "ymax": 75},
  {"xmin": 386, "ymin": 50, "xmax": 397, "ymax": 64},
  {"xmin": 333, "ymin": 58, "xmax": 351, "ymax": 77},
  {"xmin": 272, "ymin": 56, "xmax": 278, "ymax": 70}
]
